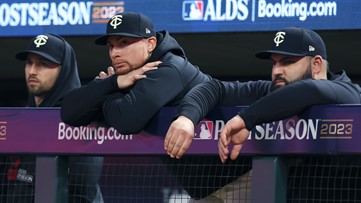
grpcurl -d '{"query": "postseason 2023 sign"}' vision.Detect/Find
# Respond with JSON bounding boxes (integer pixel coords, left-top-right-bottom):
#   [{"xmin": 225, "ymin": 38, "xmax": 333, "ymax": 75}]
[
  {"xmin": 0, "ymin": 105, "xmax": 360, "ymax": 155},
  {"xmin": 0, "ymin": 0, "xmax": 360, "ymax": 37}
]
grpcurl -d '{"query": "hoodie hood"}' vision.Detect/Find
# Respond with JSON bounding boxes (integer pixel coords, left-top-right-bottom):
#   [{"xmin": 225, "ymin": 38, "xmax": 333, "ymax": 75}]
[
  {"xmin": 329, "ymin": 70, "xmax": 350, "ymax": 82},
  {"xmin": 148, "ymin": 30, "xmax": 186, "ymax": 62},
  {"xmin": 28, "ymin": 35, "xmax": 81, "ymax": 107},
  {"xmin": 329, "ymin": 70, "xmax": 361, "ymax": 94}
]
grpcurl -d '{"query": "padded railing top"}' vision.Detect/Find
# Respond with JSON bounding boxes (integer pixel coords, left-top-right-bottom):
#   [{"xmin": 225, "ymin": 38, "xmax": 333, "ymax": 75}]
[{"xmin": 0, "ymin": 105, "xmax": 360, "ymax": 155}]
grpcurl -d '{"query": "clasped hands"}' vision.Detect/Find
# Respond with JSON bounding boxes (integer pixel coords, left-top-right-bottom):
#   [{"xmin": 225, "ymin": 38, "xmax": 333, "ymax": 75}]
[
  {"xmin": 96, "ymin": 61, "xmax": 161, "ymax": 90},
  {"xmin": 165, "ymin": 115, "xmax": 250, "ymax": 163}
]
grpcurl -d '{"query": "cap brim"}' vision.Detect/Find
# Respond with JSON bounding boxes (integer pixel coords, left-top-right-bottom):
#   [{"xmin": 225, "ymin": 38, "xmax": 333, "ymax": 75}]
[
  {"xmin": 94, "ymin": 33, "xmax": 145, "ymax": 45},
  {"xmin": 15, "ymin": 50, "xmax": 61, "ymax": 64},
  {"xmin": 255, "ymin": 50, "xmax": 306, "ymax": 59}
]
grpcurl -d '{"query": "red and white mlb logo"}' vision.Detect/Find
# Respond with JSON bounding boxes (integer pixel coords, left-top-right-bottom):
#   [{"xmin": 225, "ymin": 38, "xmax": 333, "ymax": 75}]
[
  {"xmin": 182, "ymin": 1, "xmax": 203, "ymax": 20},
  {"xmin": 194, "ymin": 120, "xmax": 213, "ymax": 140}
]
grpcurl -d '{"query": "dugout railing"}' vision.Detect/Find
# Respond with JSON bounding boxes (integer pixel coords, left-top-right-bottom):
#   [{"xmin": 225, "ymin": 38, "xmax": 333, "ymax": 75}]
[{"xmin": 1, "ymin": 105, "xmax": 360, "ymax": 202}]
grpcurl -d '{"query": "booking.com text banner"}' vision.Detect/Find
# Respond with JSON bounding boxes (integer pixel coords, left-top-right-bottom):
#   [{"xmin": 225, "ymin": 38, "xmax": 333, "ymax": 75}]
[
  {"xmin": 0, "ymin": 105, "xmax": 360, "ymax": 155},
  {"xmin": 0, "ymin": 0, "xmax": 360, "ymax": 37}
]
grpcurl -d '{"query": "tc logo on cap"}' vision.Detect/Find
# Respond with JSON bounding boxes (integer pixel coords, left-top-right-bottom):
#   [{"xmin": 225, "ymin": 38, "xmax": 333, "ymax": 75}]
[
  {"xmin": 110, "ymin": 14, "xmax": 122, "ymax": 29},
  {"xmin": 274, "ymin": 31, "xmax": 286, "ymax": 47},
  {"xmin": 33, "ymin": 35, "xmax": 49, "ymax": 48}
]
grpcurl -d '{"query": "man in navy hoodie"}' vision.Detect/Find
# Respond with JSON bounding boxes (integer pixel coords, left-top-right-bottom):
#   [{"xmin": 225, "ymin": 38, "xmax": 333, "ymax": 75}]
[
  {"xmin": 61, "ymin": 12, "xmax": 250, "ymax": 202},
  {"xmin": 60, "ymin": 12, "xmax": 212, "ymax": 133},
  {"xmin": 165, "ymin": 27, "xmax": 361, "ymax": 202},
  {"xmin": 9, "ymin": 34, "xmax": 104, "ymax": 203}
]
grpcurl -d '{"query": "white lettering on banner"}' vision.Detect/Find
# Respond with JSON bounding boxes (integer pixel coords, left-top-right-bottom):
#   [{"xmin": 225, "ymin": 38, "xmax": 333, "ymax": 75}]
[
  {"xmin": 58, "ymin": 122, "xmax": 132, "ymax": 145},
  {"xmin": 249, "ymin": 119, "xmax": 319, "ymax": 140},
  {"xmin": 0, "ymin": 1, "xmax": 93, "ymax": 26},
  {"xmin": 183, "ymin": 0, "xmax": 337, "ymax": 22},
  {"xmin": 258, "ymin": 0, "xmax": 337, "ymax": 21},
  {"xmin": 213, "ymin": 120, "xmax": 225, "ymax": 140},
  {"xmin": 197, "ymin": 118, "xmax": 321, "ymax": 141},
  {"xmin": 203, "ymin": 0, "xmax": 249, "ymax": 21}
]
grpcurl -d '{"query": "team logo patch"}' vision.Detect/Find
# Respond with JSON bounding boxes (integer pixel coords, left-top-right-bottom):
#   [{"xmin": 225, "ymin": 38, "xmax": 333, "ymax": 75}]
[
  {"xmin": 33, "ymin": 35, "xmax": 48, "ymax": 48},
  {"xmin": 274, "ymin": 31, "xmax": 286, "ymax": 47},
  {"xmin": 16, "ymin": 169, "xmax": 33, "ymax": 183},
  {"xmin": 182, "ymin": 1, "xmax": 203, "ymax": 20},
  {"xmin": 110, "ymin": 14, "xmax": 123, "ymax": 29}
]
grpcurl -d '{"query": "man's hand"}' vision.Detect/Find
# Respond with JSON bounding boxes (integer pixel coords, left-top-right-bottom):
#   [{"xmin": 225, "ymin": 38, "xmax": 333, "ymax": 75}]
[
  {"xmin": 96, "ymin": 66, "xmax": 115, "ymax": 79},
  {"xmin": 218, "ymin": 115, "xmax": 250, "ymax": 163},
  {"xmin": 164, "ymin": 116, "xmax": 195, "ymax": 159},
  {"xmin": 117, "ymin": 61, "xmax": 161, "ymax": 90}
]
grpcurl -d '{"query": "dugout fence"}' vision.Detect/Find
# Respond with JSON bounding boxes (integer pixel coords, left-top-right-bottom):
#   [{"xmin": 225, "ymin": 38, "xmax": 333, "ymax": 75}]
[{"xmin": 1, "ymin": 106, "xmax": 361, "ymax": 202}]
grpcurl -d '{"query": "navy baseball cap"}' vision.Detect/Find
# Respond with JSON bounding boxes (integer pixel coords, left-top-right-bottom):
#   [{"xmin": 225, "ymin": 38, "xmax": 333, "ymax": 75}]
[
  {"xmin": 256, "ymin": 27, "xmax": 327, "ymax": 60},
  {"xmin": 95, "ymin": 12, "xmax": 156, "ymax": 45},
  {"xmin": 16, "ymin": 34, "xmax": 65, "ymax": 64}
]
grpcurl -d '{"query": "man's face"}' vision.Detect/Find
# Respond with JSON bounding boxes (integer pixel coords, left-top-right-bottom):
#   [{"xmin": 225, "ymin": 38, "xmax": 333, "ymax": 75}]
[
  {"xmin": 107, "ymin": 36, "xmax": 152, "ymax": 75},
  {"xmin": 25, "ymin": 53, "xmax": 61, "ymax": 96},
  {"xmin": 270, "ymin": 54, "xmax": 313, "ymax": 91}
]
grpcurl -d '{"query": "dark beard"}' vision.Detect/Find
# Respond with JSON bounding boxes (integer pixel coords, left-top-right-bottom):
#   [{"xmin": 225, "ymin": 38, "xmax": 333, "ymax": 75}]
[
  {"xmin": 28, "ymin": 86, "xmax": 47, "ymax": 97},
  {"xmin": 270, "ymin": 75, "xmax": 289, "ymax": 92},
  {"xmin": 271, "ymin": 65, "xmax": 313, "ymax": 92}
]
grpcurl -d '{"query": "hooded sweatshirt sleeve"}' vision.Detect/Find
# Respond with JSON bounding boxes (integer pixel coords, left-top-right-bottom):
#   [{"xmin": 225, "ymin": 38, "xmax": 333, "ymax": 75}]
[
  {"xmin": 177, "ymin": 79, "xmax": 271, "ymax": 125},
  {"xmin": 239, "ymin": 78, "xmax": 361, "ymax": 130},
  {"xmin": 60, "ymin": 75, "xmax": 119, "ymax": 126},
  {"xmin": 102, "ymin": 64, "xmax": 186, "ymax": 134}
]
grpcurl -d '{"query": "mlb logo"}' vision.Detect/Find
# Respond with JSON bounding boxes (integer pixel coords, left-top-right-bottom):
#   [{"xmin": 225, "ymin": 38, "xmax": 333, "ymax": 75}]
[
  {"xmin": 182, "ymin": 1, "xmax": 203, "ymax": 20},
  {"xmin": 194, "ymin": 120, "xmax": 213, "ymax": 140}
]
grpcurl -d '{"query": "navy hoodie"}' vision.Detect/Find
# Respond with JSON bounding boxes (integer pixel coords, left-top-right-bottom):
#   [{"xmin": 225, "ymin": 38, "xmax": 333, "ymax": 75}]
[
  {"xmin": 60, "ymin": 31, "xmax": 254, "ymax": 200},
  {"xmin": 178, "ymin": 70, "xmax": 361, "ymax": 128},
  {"xmin": 61, "ymin": 30, "xmax": 211, "ymax": 134},
  {"xmin": 173, "ymin": 70, "xmax": 361, "ymax": 199}
]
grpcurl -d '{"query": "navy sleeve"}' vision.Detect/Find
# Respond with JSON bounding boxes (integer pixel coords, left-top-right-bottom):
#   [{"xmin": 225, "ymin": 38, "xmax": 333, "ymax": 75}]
[
  {"xmin": 177, "ymin": 79, "xmax": 271, "ymax": 125},
  {"xmin": 239, "ymin": 79, "xmax": 361, "ymax": 130},
  {"xmin": 60, "ymin": 75, "xmax": 119, "ymax": 126},
  {"xmin": 102, "ymin": 66, "xmax": 185, "ymax": 134}
]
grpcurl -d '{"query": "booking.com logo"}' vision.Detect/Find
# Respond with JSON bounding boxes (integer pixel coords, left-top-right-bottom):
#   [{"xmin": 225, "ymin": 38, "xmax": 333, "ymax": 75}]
[{"xmin": 182, "ymin": 0, "xmax": 337, "ymax": 22}]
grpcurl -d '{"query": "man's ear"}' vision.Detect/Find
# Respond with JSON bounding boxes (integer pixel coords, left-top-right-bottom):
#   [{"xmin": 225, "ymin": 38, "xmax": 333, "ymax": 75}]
[
  {"xmin": 312, "ymin": 55, "xmax": 326, "ymax": 79},
  {"xmin": 147, "ymin": 37, "xmax": 157, "ymax": 52}
]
